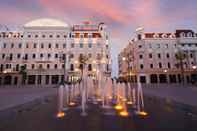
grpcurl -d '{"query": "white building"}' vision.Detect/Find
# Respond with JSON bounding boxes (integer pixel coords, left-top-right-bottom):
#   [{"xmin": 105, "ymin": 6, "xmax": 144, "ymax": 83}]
[
  {"xmin": 118, "ymin": 28, "xmax": 197, "ymax": 84},
  {"xmin": 0, "ymin": 18, "xmax": 111, "ymax": 86}
]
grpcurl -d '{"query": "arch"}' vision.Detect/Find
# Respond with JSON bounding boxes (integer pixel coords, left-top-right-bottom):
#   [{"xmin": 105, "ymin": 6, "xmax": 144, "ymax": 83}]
[
  {"xmin": 159, "ymin": 74, "xmax": 167, "ymax": 83},
  {"xmin": 150, "ymin": 74, "xmax": 158, "ymax": 83},
  {"xmin": 169, "ymin": 74, "xmax": 177, "ymax": 83},
  {"xmin": 4, "ymin": 75, "xmax": 12, "ymax": 85}
]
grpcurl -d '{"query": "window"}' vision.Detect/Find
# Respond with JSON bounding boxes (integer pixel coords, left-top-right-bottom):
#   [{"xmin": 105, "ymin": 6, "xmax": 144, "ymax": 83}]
[
  {"xmin": 168, "ymin": 63, "xmax": 171, "ymax": 69},
  {"xmin": 49, "ymin": 35, "xmax": 53, "ymax": 38},
  {"xmin": 140, "ymin": 64, "xmax": 144, "ymax": 69},
  {"xmin": 149, "ymin": 44, "xmax": 152, "ymax": 48},
  {"xmin": 40, "ymin": 54, "xmax": 43, "ymax": 58},
  {"xmin": 55, "ymin": 43, "xmax": 59, "ymax": 48},
  {"xmin": 62, "ymin": 64, "xmax": 65, "ymax": 69},
  {"xmin": 48, "ymin": 43, "xmax": 51, "ymax": 48},
  {"xmin": 139, "ymin": 54, "xmax": 143, "ymax": 59},
  {"xmin": 97, "ymin": 43, "xmax": 101, "ymax": 47},
  {"xmin": 63, "ymin": 43, "xmax": 66, "ymax": 48},
  {"xmin": 54, "ymin": 64, "xmax": 58, "ymax": 69},
  {"xmin": 17, "ymin": 54, "xmax": 21, "ymax": 59},
  {"xmin": 26, "ymin": 43, "xmax": 29, "ymax": 48},
  {"xmin": 42, "ymin": 35, "xmax": 46, "ymax": 38},
  {"xmin": 165, "ymin": 44, "xmax": 168, "ymax": 48},
  {"xmin": 62, "ymin": 54, "xmax": 66, "ymax": 60},
  {"xmin": 70, "ymin": 64, "xmax": 74, "ymax": 71},
  {"xmin": 69, "ymin": 54, "xmax": 74, "ymax": 59},
  {"xmin": 3, "ymin": 43, "xmax": 6, "ymax": 48},
  {"xmin": 11, "ymin": 43, "xmax": 14, "ymax": 48},
  {"xmin": 2, "ymin": 54, "xmax": 5, "ymax": 59},
  {"xmin": 9, "ymin": 54, "xmax": 13, "ymax": 60},
  {"xmin": 33, "ymin": 43, "xmax": 37, "ymax": 48},
  {"xmin": 71, "ymin": 43, "xmax": 75, "ymax": 48},
  {"xmin": 31, "ymin": 64, "xmax": 35, "ymax": 69},
  {"xmin": 157, "ymin": 44, "xmax": 160, "ymax": 48},
  {"xmin": 80, "ymin": 43, "xmax": 83, "ymax": 48},
  {"xmin": 35, "ymin": 35, "xmax": 38, "ymax": 38},
  {"xmin": 149, "ymin": 53, "xmax": 152, "ymax": 58},
  {"xmin": 150, "ymin": 64, "xmax": 153, "ymax": 69},
  {"xmin": 166, "ymin": 53, "xmax": 170, "ymax": 58},
  {"xmin": 24, "ymin": 54, "xmax": 28, "ymax": 60},
  {"xmin": 88, "ymin": 53, "xmax": 92, "ymax": 58},
  {"xmin": 190, "ymin": 53, "xmax": 193, "ymax": 58},
  {"xmin": 158, "ymin": 53, "xmax": 161, "ymax": 59},
  {"xmin": 88, "ymin": 43, "xmax": 92, "ymax": 48},
  {"xmin": 47, "ymin": 64, "xmax": 50, "ymax": 69},
  {"xmin": 39, "ymin": 64, "xmax": 43, "ymax": 69},
  {"xmin": 28, "ymin": 35, "xmax": 31, "ymax": 38},
  {"xmin": 48, "ymin": 54, "xmax": 51, "ymax": 58},
  {"xmin": 138, "ymin": 34, "xmax": 142, "ymax": 40},
  {"xmin": 88, "ymin": 64, "xmax": 92, "ymax": 71},
  {"xmin": 138, "ymin": 45, "xmax": 142, "ymax": 48},
  {"xmin": 56, "ymin": 35, "xmax": 60, "ymax": 38},
  {"xmin": 16, "ymin": 64, "xmax": 19, "ymax": 71},
  {"xmin": 32, "ymin": 54, "xmax": 36, "ymax": 59},
  {"xmin": 55, "ymin": 54, "xmax": 58, "ymax": 58},
  {"xmin": 18, "ymin": 43, "xmax": 22, "ymax": 48},
  {"xmin": 41, "ymin": 43, "xmax": 44, "ymax": 48},
  {"xmin": 106, "ymin": 54, "xmax": 109, "ymax": 59},
  {"xmin": 159, "ymin": 62, "xmax": 162, "ymax": 68}
]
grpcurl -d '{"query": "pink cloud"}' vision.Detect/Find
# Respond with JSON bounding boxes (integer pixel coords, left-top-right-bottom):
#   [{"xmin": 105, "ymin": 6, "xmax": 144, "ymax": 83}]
[
  {"xmin": 0, "ymin": 7, "xmax": 43, "ymax": 25},
  {"xmin": 38, "ymin": 0, "xmax": 133, "ymax": 24}
]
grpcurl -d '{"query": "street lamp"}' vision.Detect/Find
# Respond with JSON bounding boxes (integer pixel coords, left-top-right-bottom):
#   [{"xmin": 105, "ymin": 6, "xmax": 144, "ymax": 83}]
[
  {"xmin": 163, "ymin": 69, "xmax": 168, "ymax": 73},
  {"xmin": 122, "ymin": 57, "xmax": 126, "ymax": 61},
  {"xmin": 192, "ymin": 65, "xmax": 197, "ymax": 70}
]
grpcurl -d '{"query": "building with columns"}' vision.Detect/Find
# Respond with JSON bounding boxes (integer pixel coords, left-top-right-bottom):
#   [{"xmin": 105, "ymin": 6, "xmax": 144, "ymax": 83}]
[
  {"xmin": 0, "ymin": 18, "xmax": 111, "ymax": 86},
  {"xmin": 118, "ymin": 28, "xmax": 197, "ymax": 84}
]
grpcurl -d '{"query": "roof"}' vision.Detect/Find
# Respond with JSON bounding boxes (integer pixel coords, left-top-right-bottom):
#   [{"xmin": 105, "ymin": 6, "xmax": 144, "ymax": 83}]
[{"xmin": 24, "ymin": 18, "xmax": 68, "ymax": 28}]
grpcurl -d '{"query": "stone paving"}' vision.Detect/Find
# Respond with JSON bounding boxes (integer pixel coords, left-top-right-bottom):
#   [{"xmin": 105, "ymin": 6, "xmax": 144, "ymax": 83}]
[
  {"xmin": 0, "ymin": 86, "xmax": 57, "ymax": 111},
  {"xmin": 142, "ymin": 84, "xmax": 197, "ymax": 107}
]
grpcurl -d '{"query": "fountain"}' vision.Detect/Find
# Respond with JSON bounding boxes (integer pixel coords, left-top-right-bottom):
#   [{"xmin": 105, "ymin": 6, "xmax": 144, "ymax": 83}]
[
  {"xmin": 135, "ymin": 79, "xmax": 148, "ymax": 116},
  {"xmin": 57, "ymin": 84, "xmax": 65, "ymax": 118}
]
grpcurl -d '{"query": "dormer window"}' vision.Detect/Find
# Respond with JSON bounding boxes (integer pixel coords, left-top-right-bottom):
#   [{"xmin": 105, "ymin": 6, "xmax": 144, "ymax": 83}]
[
  {"xmin": 187, "ymin": 32, "xmax": 193, "ymax": 37},
  {"xmin": 180, "ymin": 32, "xmax": 185, "ymax": 37},
  {"xmin": 170, "ymin": 34, "xmax": 175, "ymax": 38},
  {"xmin": 154, "ymin": 33, "xmax": 159, "ymax": 38},
  {"xmin": 162, "ymin": 34, "xmax": 167, "ymax": 38},
  {"xmin": 138, "ymin": 34, "xmax": 142, "ymax": 40}
]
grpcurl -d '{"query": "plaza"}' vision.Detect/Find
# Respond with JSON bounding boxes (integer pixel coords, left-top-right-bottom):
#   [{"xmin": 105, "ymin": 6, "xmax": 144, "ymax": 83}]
[{"xmin": 0, "ymin": 0, "xmax": 197, "ymax": 130}]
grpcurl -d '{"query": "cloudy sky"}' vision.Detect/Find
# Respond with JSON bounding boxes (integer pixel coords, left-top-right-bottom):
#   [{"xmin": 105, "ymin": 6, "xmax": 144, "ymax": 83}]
[{"xmin": 0, "ymin": 0, "xmax": 197, "ymax": 76}]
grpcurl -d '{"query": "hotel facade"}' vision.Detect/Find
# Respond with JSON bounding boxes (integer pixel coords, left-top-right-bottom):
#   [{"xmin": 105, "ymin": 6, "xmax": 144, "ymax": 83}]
[
  {"xmin": 0, "ymin": 18, "xmax": 111, "ymax": 86},
  {"xmin": 118, "ymin": 28, "xmax": 197, "ymax": 84}
]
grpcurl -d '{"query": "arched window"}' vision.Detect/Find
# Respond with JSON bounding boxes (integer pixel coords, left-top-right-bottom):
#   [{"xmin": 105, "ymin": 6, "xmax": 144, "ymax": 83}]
[
  {"xmin": 88, "ymin": 64, "xmax": 92, "ymax": 71},
  {"xmin": 180, "ymin": 32, "xmax": 185, "ymax": 37},
  {"xmin": 70, "ymin": 64, "xmax": 74, "ymax": 71},
  {"xmin": 187, "ymin": 32, "xmax": 193, "ymax": 37}
]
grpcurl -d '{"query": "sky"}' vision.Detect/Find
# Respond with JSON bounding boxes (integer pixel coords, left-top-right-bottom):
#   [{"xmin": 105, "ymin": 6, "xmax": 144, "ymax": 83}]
[{"xmin": 0, "ymin": 0, "xmax": 197, "ymax": 76}]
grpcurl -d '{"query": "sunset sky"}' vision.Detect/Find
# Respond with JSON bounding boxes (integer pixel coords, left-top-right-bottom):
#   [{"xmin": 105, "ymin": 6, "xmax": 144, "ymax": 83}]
[{"xmin": 0, "ymin": 0, "xmax": 197, "ymax": 76}]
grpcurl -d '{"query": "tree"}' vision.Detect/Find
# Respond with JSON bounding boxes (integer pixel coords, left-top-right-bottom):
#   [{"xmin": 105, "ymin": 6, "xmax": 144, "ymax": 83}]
[
  {"xmin": 78, "ymin": 54, "xmax": 88, "ymax": 76},
  {"xmin": 175, "ymin": 51, "xmax": 187, "ymax": 84},
  {"xmin": 19, "ymin": 65, "xmax": 27, "ymax": 85}
]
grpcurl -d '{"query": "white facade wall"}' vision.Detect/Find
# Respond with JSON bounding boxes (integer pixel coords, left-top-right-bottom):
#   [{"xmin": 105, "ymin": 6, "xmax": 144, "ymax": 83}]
[{"xmin": 0, "ymin": 19, "xmax": 111, "ymax": 86}]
